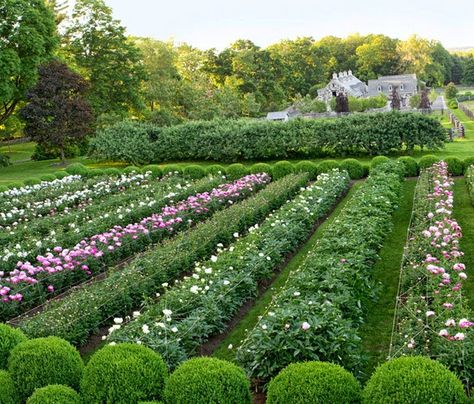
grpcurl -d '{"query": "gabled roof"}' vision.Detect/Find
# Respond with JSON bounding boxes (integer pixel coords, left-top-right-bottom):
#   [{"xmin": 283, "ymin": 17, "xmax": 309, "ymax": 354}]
[
  {"xmin": 367, "ymin": 74, "xmax": 418, "ymax": 96},
  {"xmin": 266, "ymin": 111, "xmax": 289, "ymax": 120}
]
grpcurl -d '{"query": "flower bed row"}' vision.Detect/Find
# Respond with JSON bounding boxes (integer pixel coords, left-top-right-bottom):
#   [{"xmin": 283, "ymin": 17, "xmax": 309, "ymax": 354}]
[
  {"xmin": 107, "ymin": 170, "xmax": 350, "ymax": 370},
  {"xmin": 390, "ymin": 162, "xmax": 473, "ymax": 387},
  {"xmin": 17, "ymin": 173, "xmax": 308, "ymax": 345},
  {"xmin": 235, "ymin": 161, "xmax": 404, "ymax": 381},
  {"xmin": 1, "ymin": 174, "xmax": 270, "ymax": 320}
]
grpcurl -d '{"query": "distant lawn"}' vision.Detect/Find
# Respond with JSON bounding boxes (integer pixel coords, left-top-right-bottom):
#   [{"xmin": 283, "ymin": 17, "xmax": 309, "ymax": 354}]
[{"xmin": 0, "ymin": 142, "xmax": 36, "ymax": 162}]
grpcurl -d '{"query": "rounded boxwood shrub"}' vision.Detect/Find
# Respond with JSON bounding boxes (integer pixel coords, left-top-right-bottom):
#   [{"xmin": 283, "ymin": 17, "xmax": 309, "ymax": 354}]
[
  {"xmin": 164, "ymin": 357, "xmax": 251, "ymax": 404},
  {"xmin": 0, "ymin": 185, "xmax": 8, "ymax": 193},
  {"xmin": 0, "ymin": 324, "xmax": 28, "ymax": 370},
  {"xmin": 370, "ymin": 156, "xmax": 390, "ymax": 171},
  {"xmin": 418, "ymin": 155, "xmax": 440, "ymax": 170},
  {"xmin": 267, "ymin": 361, "xmax": 361, "ymax": 404},
  {"xmin": 183, "ymin": 165, "xmax": 207, "ymax": 179},
  {"xmin": 294, "ymin": 161, "xmax": 318, "ymax": 180},
  {"xmin": 87, "ymin": 169, "xmax": 106, "ymax": 177},
  {"xmin": 8, "ymin": 182, "xmax": 23, "ymax": 190},
  {"xmin": 104, "ymin": 167, "xmax": 122, "ymax": 176},
  {"xmin": 123, "ymin": 165, "xmax": 142, "ymax": 174},
  {"xmin": 249, "ymin": 163, "xmax": 272, "ymax": 175},
  {"xmin": 271, "ymin": 161, "xmax": 294, "ymax": 180},
  {"xmin": 8, "ymin": 337, "xmax": 84, "ymax": 401},
  {"xmin": 0, "ymin": 370, "xmax": 19, "ymax": 404},
  {"xmin": 444, "ymin": 157, "xmax": 464, "ymax": 176},
  {"xmin": 39, "ymin": 174, "xmax": 56, "ymax": 182},
  {"xmin": 463, "ymin": 157, "xmax": 474, "ymax": 174},
  {"xmin": 26, "ymin": 385, "xmax": 81, "ymax": 404},
  {"xmin": 81, "ymin": 343, "xmax": 167, "ymax": 404},
  {"xmin": 23, "ymin": 178, "xmax": 41, "ymax": 186},
  {"xmin": 54, "ymin": 171, "xmax": 68, "ymax": 179},
  {"xmin": 143, "ymin": 165, "xmax": 163, "ymax": 178},
  {"xmin": 226, "ymin": 163, "xmax": 248, "ymax": 180},
  {"xmin": 65, "ymin": 163, "xmax": 88, "ymax": 176},
  {"xmin": 340, "ymin": 159, "xmax": 364, "ymax": 179},
  {"xmin": 206, "ymin": 164, "xmax": 226, "ymax": 176},
  {"xmin": 362, "ymin": 356, "xmax": 467, "ymax": 404},
  {"xmin": 317, "ymin": 160, "xmax": 340, "ymax": 173},
  {"xmin": 397, "ymin": 156, "xmax": 419, "ymax": 177},
  {"xmin": 162, "ymin": 164, "xmax": 183, "ymax": 176}
]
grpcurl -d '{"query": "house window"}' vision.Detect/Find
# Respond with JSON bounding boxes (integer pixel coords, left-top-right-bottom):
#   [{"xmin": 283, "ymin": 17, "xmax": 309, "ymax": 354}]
[
  {"xmin": 400, "ymin": 84, "xmax": 404, "ymax": 91},
  {"xmin": 388, "ymin": 85, "xmax": 393, "ymax": 91},
  {"xmin": 377, "ymin": 85, "xmax": 382, "ymax": 92}
]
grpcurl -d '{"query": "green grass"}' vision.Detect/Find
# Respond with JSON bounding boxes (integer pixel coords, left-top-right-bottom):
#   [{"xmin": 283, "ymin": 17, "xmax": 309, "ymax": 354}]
[
  {"xmin": 359, "ymin": 179, "xmax": 416, "ymax": 379},
  {"xmin": 453, "ymin": 179, "xmax": 474, "ymax": 312},
  {"xmin": 212, "ymin": 181, "xmax": 363, "ymax": 362},
  {"xmin": 0, "ymin": 141, "xmax": 36, "ymax": 162}
]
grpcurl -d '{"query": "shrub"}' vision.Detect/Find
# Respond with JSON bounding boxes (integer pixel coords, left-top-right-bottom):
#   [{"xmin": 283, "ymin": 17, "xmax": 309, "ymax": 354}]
[
  {"xmin": 0, "ymin": 185, "xmax": 8, "ymax": 193},
  {"xmin": 8, "ymin": 182, "xmax": 24, "ymax": 190},
  {"xmin": 226, "ymin": 163, "xmax": 248, "ymax": 180},
  {"xmin": 0, "ymin": 324, "xmax": 28, "ymax": 369},
  {"xmin": 81, "ymin": 343, "xmax": 167, "ymax": 404},
  {"xmin": 164, "ymin": 357, "xmax": 251, "ymax": 404},
  {"xmin": 65, "ymin": 163, "xmax": 88, "ymax": 176},
  {"xmin": 39, "ymin": 174, "xmax": 57, "ymax": 182},
  {"xmin": 340, "ymin": 159, "xmax": 364, "ymax": 179},
  {"xmin": 123, "ymin": 165, "xmax": 141, "ymax": 174},
  {"xmin": 370, "ymin": 156, "xmax": 390, "ymax": 171},
  {"xmin": 183, "ymin": 165, "xmax": 206, "ymax": 179},
  {"xmin": 444, "ymin": 157, "xmax": 464, "ymax": 176},
  {"xmin": 267, "ymin": 361, "xmax": 361, "ymax": 404},
  {"xmin": 271, "ymin": 161, "xmax": 294, "ymax": 180},
  {"xmin": 397, "ymin": 156, "xmax": 419, "ymax": 177},
  {"xmin": 317, "ymin": 160, "xmax": 340, "ymax": 173},
  {"xmin": 87, "ymin": 169, "xmax": 105, "ymax": 177},
  {"xmin": 162, "ymin": 164, "xmax": 183, "ymax": 176},
  {"xmin": 23, "ymin": 178, "xmax": 41, "ymax": 186},
  {"xmin": 104, "ymin": 167, "xmax": 122, "ymax": 176},
  {"xmin": 26, "ymin": 385, "xmax": 81, "ymax": 404},
  {"xmin": 362, "ymin": 356, "xmax": 467, "ymax": 404},
  {"xmin": 249, "ymin": 163, "xmax": 272, "ymax": 175},
  {"xmin": 418, "ymin": 155, "xmax": 440, "ymax": 170},
  {"xmin": 0, "ymin": 370, "xmax": 18, "ymax": 404},
  {"xmin": 8, "ymin": 337, "xmax": 84, "ymax": 401},
  {"xmin": 206, "ymin": 164, "xmax": 226, "ymax": 176},
  {"xmin": 143, "ymin": 165, "xmax": 163, "ymax": 178},
  {"xmin": 294, "ymin": 161, "xmax": 318, "ymax": 180},
  {"xmin": 0, "ymin": 153, "xmax": 10, "ymax": 167},
  {"xmin": 463, "ymin": 157, "xmax": 474, "ymax": 174}
]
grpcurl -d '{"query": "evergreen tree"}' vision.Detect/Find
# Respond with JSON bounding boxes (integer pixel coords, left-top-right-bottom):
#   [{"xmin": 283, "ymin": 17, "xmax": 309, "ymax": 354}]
[
  {"xmin": 390, "ymin": 86, "xmax": 401, "ymax": 110},
  {"xmin": 335, "ymin": 92, "xmax": 349, "ymax": 113}
]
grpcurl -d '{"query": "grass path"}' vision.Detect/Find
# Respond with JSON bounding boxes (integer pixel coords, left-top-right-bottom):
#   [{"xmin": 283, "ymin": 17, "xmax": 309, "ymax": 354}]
[
  {"xmin": 453, "ymin": 179, "xmax": 474, "ymax": 312},
  {"xmin": 359, "ymin": 179, "xmax": 416, "ymax": 379},
  {"xmin": 212, "ymin": 181, "xmax": 363, "ymax": 362}
]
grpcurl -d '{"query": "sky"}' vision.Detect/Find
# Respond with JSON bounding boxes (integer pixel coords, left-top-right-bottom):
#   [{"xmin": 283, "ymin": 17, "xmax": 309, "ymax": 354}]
[{"xmin": 102, "ymin": 0, "xmax": 473, "ymax": 50}]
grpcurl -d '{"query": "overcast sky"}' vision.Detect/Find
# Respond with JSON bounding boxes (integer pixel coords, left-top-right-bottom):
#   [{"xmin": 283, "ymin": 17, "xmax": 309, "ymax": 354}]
[{"xmin": 103, "ymin": 0, "xmax": 473, "ymax": 50}]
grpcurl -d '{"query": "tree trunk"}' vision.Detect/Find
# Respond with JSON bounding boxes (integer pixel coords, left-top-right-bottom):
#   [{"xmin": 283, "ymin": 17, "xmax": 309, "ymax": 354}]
[{"xmin": 60, "ymin": 146, "xmax": 66, "ymax": 166}]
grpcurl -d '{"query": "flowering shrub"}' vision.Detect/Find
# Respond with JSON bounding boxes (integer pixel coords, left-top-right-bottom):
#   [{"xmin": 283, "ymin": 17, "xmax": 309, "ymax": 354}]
[
  {"xmin": 236, "ymin": 161, "xmax": 404, "ymax": 381},
  {"xmin": 19, "ymin": 174, "xmax": 309, "ymax": 345},
  {"xmin": 390, "ymin": 162, "xmax": 474, "ymax": 387},
  {"xmin": 26, "ymin": 384, "xmax": 81, "ymax": 404},
  {"xmin": 107, "ymin": 170, "xmax": 349, "ymax": 369}
]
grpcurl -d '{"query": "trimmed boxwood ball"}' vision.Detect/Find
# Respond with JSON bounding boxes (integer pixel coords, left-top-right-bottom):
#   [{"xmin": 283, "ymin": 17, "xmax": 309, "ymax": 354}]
[
  {"xmin": 397, "ymin": 156, "xmax": 419, "ymax": 177},
  {"xmin": 65, "ymin": 163, "xmax": 89, "ymax": 176},
  {"xmin": 249, "ymin": 163, "xmax": 272, "ymax": 175},
  {"xmin": 271, "ymin": 161, "xmax": 294, "ymax": 180},
  {"xmin": 87, "ymin": 169, "xmax": 106, "ymax": 177},
  {"xmin": 444, "ymin": 157, "xmax": 464, "ymax": 176},
  {"xmin": 294, "ymin": 161, "xmax": 318, "ymax": 180},
  {"xmin": 143, "ymin": 164, "xmax": 163, "ymax": 178},
  {"xmin": 340, "ymin": 159, "xmax": 364, "ymax": 179},
  {"xmin": 317, "ymin": 160, "xmax": 340, "ymax": 173},
  {"xmin": 23, "ymin": 178, "xmax": 41, "ymax": 186},
  {"xmin": 123, "ymin": 165, "xmax": 142, "ymax": 174},
  {"xmin": 463, "ymin": 156, "xmax": 474, "ymax": 174},
  {"xmin": 54, "ymin": 171, "xmax": 68, "ymax": 179},
  {"xmin": 26, "ymin": 385, "xmax": 81, "ymax": 404},
  {"xmin": 81, "ymin": 343, "xmax": 167, "ymax": 404},
  {"xmin": 418, "ymin": 155, "xmax": 440, "ymax": 170},
  {"xmin": 0, "ymin": 324, "xmax": 28, "ymax": 370},
  {"xmin": 362, "ymin": 356, "xmax": 467, "ymax": 404},
  {"xmin": 164, "ymin": 357, "xmax": 251, "ymax": 404},
  {"xmin": 206, "ymin": 164, "xmax": 226, "ymax": 176},
  {"xmin": 267, "ymin": 361, "xmax": 361, "ymax": 404},
  {"xmin": 162, "ymin": 164, "xmax": 183, "ymax": 176},
  {"xmin": 8, "ymin": 182, "xmax": 23, "ymax": 190},
  {"xmin": 39, "ymin": 174, "xmax": 56, "ymax": 182},
  {"xmin": 104, "ymin": 167, "xmax": 122, "ymax": 176},
  {"xmin": 183, "ymin": 165, "xmax": 207, "ymax": 179},
  {"xmin": 370, "ymin": 156, "xmax": 390, "ymax": 171},
  {"xmin": 8, "ymin": 336, "xmax": 84, "ymax": 401},
  {"xmin": 0, "ymin": 185, "xmax": 8, "ymax": 192},
  {"xmin": 226, "ymin": 163, "xmax": 248, "ymax": 180},
  {"xmin": 0, "ymin": 370, "xmax": 19, "ymax": 404}
]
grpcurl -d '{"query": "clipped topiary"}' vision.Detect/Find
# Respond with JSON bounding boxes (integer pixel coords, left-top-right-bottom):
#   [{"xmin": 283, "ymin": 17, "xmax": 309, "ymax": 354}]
[
  {"xmin": 294, "ymin": 161, "xmax": 318, "ymax": 180},
  {"xmin": 65, "ymin": 163, "xmax": 88, "ymax": 176},
  {"xmin": 249, "ymin": 163, "xmax": 272, "ymax": 175},
  {"xmin": 162, "ymin": 164, "xmax": 183, "ymax": 176},
  {"xmin": 0, "ymin": 185, "xmax": 8, "ymax": 193},
  {"xmin": 8, "ymin": 182, "xmax": 23, "ymax": 190},
  {"xmin": 340, "ymin": 159, "xmax": 364, "ymax": 179},
  {"xmin": 54, "ymin": 171, "xmax": 68, "ymax": 179},
  {"xmin": 370, "ymin": 156, "xmax": 390, "ymax": 171},
  {"xmin": 206, "ymin": 164, "xmax": 226, "ymax": 176},
  {"xmin": 123, "ymin": 165, "xmax": 142, "ymax": 174},
  {"xmin": 26, "ymin": 385, "xmax": 81, "ymax": 404},
  {"xmin": 271, "ymin": 161, "xmax": 294, "ymax": 180},
  {"xmin": 397, "ymin": 156, "xmax": 419, "ymax": 177},
  {"xmin": 267, "ymin": 361, "xmax": 361, "ymax": 404},
  {"xmin": 362, "ymin": 356, "xmax": 467, "ymax": 404},
  {"xmin": 8, "ymin": 337, "xmax": 84, "ymax": 401},
  {"xmin": 418, "ymin": 155, "xmax": 440, "ymax": 170},
  {"xmin": 0, "ymin": 370, "xmax": 19, "ymax": 404},
  {"xmin": 39, "ymin": 174, "xmax": 56, "ymax": 182},
  {"xmin": 23, "ymin": 178, "xmax": 41, "ymax": 186},
  {"xmin": 444, "ymin": 157, "xmax": 464, "ymax": 176},
  {"xmin": 317, "ymin": 160, "xmax": 340, "ymax": 173},
  {"xmin": 87, "ymin": 169, "xmax": 106, "ymax": 177},
  {"xmin": 463, "ymin": 157, "xmax": 474, "ymax": 174},
  {"xmin": 0, "ymin": 324, "xmax": 28, "ymax": 370},
  {"xmin": 143, "ymin": 165, "xmax": 163, "ymax": 178},
  {"xmin": 104, "ymin": 167, "xmax": 122, "ymax": 176},
  {"xmin": 226, "ymin": 163, "xmax": 248, "ymax": 180},
  {"xmin": 164, "ymin": 357, "xmax": 251, "ymax": 404},
  {"xmin": 81, "ymin": 343, "xmax": 167, "ymax": 404},
  {"xmin": 183, "ymin": 165, "xmax": 207, "ymax": 180}
]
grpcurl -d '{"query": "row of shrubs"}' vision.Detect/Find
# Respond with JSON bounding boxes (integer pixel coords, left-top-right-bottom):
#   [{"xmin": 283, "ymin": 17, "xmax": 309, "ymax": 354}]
[
  {"xmin": 0, "ymin": 324, "xmax": 470, "ymax": 403},
  {"xmin": 89, "ymin": 113, "xmax": 446, "ymax": 164}
]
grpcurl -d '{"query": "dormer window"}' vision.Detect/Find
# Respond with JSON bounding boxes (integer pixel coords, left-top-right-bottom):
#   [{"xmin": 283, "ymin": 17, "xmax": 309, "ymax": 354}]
[
  {"xmin": 377, "ymin": 85, "xmax": 382, "ymax": 92},
  {"xmin": 388, "ymin": 85, "xmax": 393, "ymax": 91},
  {"xmin": 400, "ymin": 84, "xmax": 404, "ymax": 91}
]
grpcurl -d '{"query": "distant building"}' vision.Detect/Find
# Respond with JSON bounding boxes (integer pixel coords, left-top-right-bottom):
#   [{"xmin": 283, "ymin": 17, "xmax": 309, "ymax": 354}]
[
  {"xmin": 317, "ymin": 71, "xmax": 368, "ymax": 102},
  {"xmin": 367, "ymin": 74, "xmax": 418, "ymax": 107},
  {"xmin": 266, "ymin": 108, "xmax": 302, "ymax": 121}
]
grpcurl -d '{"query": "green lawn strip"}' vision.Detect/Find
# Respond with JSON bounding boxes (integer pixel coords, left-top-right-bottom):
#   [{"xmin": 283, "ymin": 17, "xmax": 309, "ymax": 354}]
[
  {"xmin": 0, "ymin": 141, "xmax": 36, "ymax": 162},
  {"xmin": 453, "ymin": 178, "xmax": 474, "ymax": 311},
  {"xmin": 359, "ymin": 179, "xmax": 416, "ymax": 379},
  {"xmin": 212, "ymin": 181, "xmax": 363, "ymax": 363}
]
